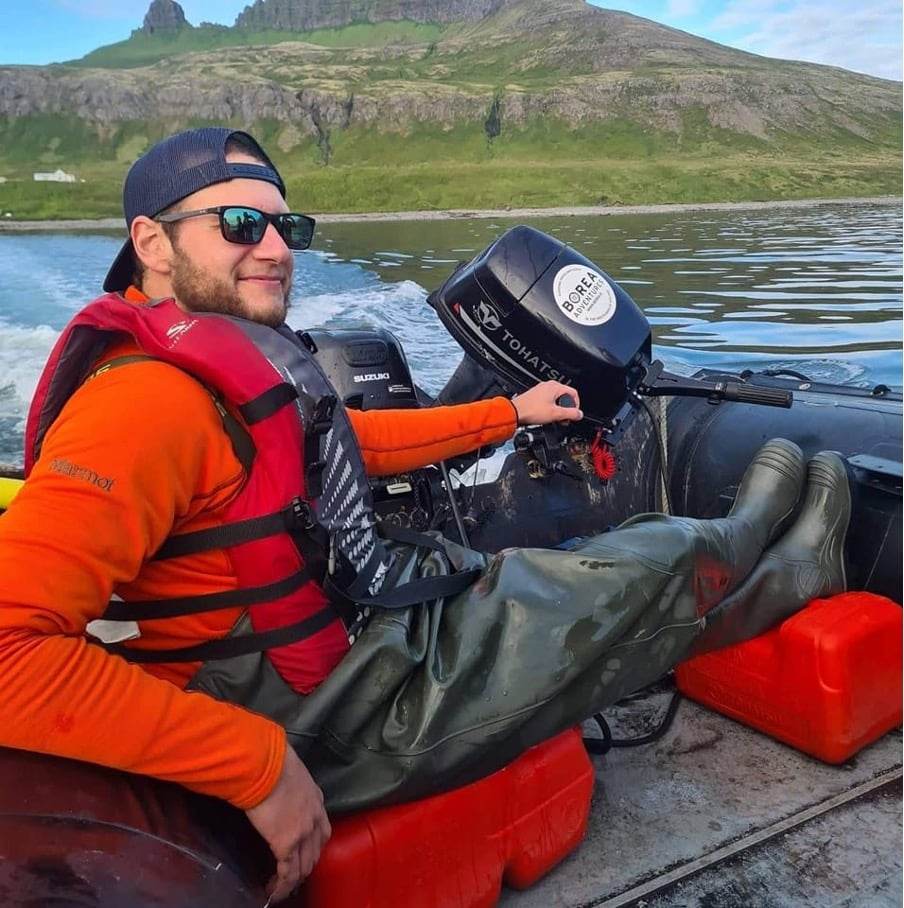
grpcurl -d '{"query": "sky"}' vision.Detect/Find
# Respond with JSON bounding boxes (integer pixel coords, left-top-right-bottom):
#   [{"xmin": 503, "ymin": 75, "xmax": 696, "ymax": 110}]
[{"xmin": 0, "ymin": 0, "xmax": 901, "ymax": 81}]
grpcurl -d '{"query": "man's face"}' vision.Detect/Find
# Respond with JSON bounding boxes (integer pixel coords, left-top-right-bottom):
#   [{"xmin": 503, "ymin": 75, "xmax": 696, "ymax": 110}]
[{"xmin": 166, "ymin": 153, "xmax": 295, "ymax": 327}]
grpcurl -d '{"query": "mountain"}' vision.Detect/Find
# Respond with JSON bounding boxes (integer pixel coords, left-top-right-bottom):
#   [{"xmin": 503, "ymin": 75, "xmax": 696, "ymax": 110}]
[{"xmin": 0, "ymin": 0, "xmax": 900, "ymax": 217}]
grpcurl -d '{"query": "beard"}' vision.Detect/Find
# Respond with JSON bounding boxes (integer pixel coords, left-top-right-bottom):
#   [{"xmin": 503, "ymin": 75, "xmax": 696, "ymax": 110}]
[{"xmin": 169, "ymin": 243, "xmax": 292, "ymax": 328}]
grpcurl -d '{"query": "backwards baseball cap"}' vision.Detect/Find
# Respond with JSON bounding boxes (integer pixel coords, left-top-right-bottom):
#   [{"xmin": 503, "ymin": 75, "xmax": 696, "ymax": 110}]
[{"xmin": 103, "ymin": 126, "xmax": 287, "ymax": 293}]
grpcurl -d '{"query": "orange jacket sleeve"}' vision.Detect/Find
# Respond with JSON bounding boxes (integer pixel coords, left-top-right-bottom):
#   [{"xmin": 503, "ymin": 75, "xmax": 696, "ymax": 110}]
[
  {"xmin": 348, "ymin": 397, "xmax": 518, "ymax": 476},
  {"xmin": 0, "ymin": 358, "xmax": 285, "ymax": 810}
]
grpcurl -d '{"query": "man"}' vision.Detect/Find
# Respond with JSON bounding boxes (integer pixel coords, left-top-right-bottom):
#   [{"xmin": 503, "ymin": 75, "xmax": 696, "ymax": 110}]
[{"xmin": 0, "ymin": 128, "xmax": 850, "ymax": 904}]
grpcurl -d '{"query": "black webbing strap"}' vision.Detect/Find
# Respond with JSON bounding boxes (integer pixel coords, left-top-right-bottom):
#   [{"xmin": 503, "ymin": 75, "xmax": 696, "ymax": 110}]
[
  {"xmin": 152, "ymin": 503, "xmax": 303, "ymax": 561},
  {"xmin": 102, "ymin": 567, "xmax": 310, "ymax": 621},
  {"xmin": 238, "ymin": 383, "xmax": 298, "ymax": 425},
  {"xmin": 217, "ymin": 401, "xmax": 256, "ymax": 474},
  {"xmin": 323, "ymin": 567, "xmax": 482, "ymax": 612},
  {"xmin": 287, "ymin": 519, "xmax": 331, "ymax": 587},
  {"xmin": 377, "ymin": 522, "xmax": 452, "ymax": 552},
  {"xmin": 302, "ymin": 393, "xmax": 336, "ymax": 500},
  {"xmin": 103, "ymin": 606, "xmax": 337, "ymax": 663}
]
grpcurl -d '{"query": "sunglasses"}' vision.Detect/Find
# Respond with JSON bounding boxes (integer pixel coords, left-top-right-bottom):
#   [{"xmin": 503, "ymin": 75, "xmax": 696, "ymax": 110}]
[{"xmin": 155, "ymin": 205, "xmax": 316, "ymax": 250}]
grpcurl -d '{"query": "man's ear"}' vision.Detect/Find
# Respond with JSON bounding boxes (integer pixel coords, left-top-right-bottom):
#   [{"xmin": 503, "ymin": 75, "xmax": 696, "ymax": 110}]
[{"xmin": 131, "ymin": 216, "xmax": 173, "ymax": 277}]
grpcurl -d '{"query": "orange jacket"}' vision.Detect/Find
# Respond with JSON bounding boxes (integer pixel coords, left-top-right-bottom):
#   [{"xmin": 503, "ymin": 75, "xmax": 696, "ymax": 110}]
[{"xmin": 0, "ymin": 296, "xmax": 517, "ymax": 810}]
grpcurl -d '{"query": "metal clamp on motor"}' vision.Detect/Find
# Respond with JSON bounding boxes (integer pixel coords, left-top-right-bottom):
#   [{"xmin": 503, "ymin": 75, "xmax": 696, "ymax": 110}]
[{"xmin": 513, "ymin": 425, "xmax": 584, "ymax": 481}]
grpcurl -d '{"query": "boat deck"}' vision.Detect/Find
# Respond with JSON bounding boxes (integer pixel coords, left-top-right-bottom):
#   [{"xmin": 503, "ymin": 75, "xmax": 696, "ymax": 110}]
[{"xmin": 501, "ymin": 686, "xmax": 902, "ymax": 908}]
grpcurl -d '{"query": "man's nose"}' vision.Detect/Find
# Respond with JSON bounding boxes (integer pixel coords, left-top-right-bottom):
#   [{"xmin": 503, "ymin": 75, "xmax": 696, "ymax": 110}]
[{"xmin": 256, "ymin": 221, "xmax": 290, "ymax": 256}]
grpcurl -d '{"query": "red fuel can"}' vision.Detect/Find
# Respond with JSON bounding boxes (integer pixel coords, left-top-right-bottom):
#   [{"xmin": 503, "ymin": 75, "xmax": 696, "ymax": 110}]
[
  {"xmin": 676, "ymin": 592, "xmax": 903, "ymax": 763},
  {"xmin": 297, "ymin": 727, "xmax": 595, "ymax": 908}
]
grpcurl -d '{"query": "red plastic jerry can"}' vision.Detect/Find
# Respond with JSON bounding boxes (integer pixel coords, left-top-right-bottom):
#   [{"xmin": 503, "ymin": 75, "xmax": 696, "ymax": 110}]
[
  {"xmin": 297, "ymin": 727, "xmax": 595, "ymax": 908},
  {"xmin": 676, "ymin": 592, "xmax": 903, "ymax": 764}
]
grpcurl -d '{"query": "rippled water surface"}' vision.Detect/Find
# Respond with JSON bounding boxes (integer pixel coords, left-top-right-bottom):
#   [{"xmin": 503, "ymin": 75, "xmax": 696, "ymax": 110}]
[{"xmin": 1, "ymin": 199, "xmax": 901, "ymax": 466}]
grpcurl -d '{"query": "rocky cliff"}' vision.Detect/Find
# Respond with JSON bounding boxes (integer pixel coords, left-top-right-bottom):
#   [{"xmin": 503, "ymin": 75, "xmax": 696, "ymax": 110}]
[
  {"xmin": 140, "ymin": 0, "xmax": 526, "ymax": 33},
  {"xmin": 235, "ymin": 0, "xmax": 521, "ymax": 30}
]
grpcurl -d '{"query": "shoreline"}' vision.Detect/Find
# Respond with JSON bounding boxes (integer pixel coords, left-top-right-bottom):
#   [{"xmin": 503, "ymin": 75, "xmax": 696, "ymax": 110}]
[{"xmin": 0, "ymin": 196, "xmax": 900, "ymax": 233}]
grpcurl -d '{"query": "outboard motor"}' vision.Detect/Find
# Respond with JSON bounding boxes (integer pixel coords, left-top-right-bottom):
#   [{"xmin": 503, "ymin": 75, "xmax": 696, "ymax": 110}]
[
  {"xmin": 299, "ymin": 327, "xmax": 423, "ymax": 411},
  {"xmin": 429, "ymin": 225, "xmax": 793, "ymax": 441},
  {"xmin": 300, "ymin": 327, "xmax": 436, "ymax": 530}
]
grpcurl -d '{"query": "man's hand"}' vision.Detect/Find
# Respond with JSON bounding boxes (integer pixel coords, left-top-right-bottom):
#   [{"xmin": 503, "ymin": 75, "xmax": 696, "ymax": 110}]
[
  {"xmin": 246, "ymin": 742, "xmax": 332, "ymax": 904},
  {"xmin": 512, "ymin": 380, "xmax": 583, "ymax": 426}
]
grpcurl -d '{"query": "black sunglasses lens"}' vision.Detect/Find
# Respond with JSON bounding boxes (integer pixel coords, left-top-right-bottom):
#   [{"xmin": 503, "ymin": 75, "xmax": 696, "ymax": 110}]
[
  {"xmin": 221, "ymin": 207, "xmax": 266, "ymax": 244},
  {"xmin": 219, "ymin": 208, "xmax": 313, "ymax": 249},
  {"xmin": 278, "ymin": 214, "xmax": 314, "ymax": 250}
]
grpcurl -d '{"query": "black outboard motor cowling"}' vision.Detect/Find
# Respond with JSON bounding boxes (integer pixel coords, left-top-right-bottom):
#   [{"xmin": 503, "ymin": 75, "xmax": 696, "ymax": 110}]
[
  {"xmin": 428, "ymin": 225, "xmax": 652, "ymax": 429},
  {"xmin": 300, "ymin": 327, "xmax": 422, "ymax": 411}
]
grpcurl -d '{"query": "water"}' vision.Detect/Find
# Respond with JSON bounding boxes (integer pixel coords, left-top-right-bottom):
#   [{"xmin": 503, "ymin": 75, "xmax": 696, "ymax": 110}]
[{"xmin": 0, "ymin": 199, "xmax": 901, "ymax": 467}]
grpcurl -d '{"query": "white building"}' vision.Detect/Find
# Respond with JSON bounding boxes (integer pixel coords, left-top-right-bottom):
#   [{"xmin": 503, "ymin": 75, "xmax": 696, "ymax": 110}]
[{"xmin": 33, "ymin": 169, "xmax": 77, "ymax": 183}]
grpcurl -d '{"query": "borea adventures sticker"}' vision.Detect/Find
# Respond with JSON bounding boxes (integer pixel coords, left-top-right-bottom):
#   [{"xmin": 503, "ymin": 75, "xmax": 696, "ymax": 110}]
[{"xmin": 552, "ymin": 265, "xmax": 617, "ymax": 326}]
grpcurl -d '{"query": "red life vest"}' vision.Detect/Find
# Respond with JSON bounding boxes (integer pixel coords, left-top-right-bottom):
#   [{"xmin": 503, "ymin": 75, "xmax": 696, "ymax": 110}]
[{"xmin": 26, "ymin": 292, "xmax": 393, "ymax": 693}]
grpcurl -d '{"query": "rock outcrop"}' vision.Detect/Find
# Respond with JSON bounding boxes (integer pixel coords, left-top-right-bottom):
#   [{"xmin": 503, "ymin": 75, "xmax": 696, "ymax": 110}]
[{"xmin": 143, "ymin": 0, "xmax": 190, "ymax": 34}]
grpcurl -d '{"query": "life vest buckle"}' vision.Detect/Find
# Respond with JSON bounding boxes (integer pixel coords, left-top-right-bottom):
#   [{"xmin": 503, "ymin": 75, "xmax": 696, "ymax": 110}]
[
  {"xmin": 292, "ymin": 497, "xmax": 316, "ymax": 530},
  {"xmin": 311, "ymin": 394, "xmax": 337, "ymax": 434}
]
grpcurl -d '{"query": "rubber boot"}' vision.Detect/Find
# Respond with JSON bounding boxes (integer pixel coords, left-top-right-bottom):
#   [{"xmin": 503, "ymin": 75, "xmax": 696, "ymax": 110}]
[
  {"xmin": 716, "ymin": 436, "xmax": 806, "ymax": 550},
  {"xmin": 686, "ymin": 450, "xmax": 851, "ymax": 657},
  {"xmin": 610, "ymin": 437, "xmax": 807, "ymax": 614}
]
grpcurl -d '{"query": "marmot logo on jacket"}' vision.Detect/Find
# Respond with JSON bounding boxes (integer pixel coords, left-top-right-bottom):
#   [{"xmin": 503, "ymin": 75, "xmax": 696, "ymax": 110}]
[{"xmin": 49, "ymin": 458, "xmax": 116, "ymax": 492}]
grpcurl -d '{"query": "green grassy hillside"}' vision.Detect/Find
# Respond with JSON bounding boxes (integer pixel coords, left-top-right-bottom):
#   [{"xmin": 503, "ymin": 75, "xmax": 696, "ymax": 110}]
[
  {"xmin": 2, "ymin": 128, "xmax": 898, "ymax": 221},
  {"xmin": 73, "ymin": 22, "xmax": 444, "ymax": 70}
]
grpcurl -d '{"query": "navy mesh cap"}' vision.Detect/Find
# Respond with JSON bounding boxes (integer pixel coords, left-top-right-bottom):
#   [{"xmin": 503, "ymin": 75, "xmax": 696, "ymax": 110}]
[{"xmin": 103, "ymin": 127, "xmax": 287, "ymax": 292}]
